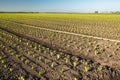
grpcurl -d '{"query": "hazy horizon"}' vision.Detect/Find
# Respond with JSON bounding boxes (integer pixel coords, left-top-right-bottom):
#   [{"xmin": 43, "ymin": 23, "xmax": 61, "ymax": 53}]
[{"xmin": 0, "ymin": 0, "xmax": 120, "ymax": 12}]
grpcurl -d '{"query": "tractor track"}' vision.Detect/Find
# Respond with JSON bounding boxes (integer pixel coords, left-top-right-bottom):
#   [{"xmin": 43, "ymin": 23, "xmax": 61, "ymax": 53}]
[{"xmin": 1, "ymin": 19, "xmax": 120, "ymax": 43}]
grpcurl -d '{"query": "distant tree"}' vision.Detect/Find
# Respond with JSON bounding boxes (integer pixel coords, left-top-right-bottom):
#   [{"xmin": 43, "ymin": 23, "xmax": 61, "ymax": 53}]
[
  {"xmin": 110, "ymin": 11, "xmax": 120, "ymax": 14},
  {"xmin": 95, "ymin": 11, "xmax": 98, "ymax": 14},
  {"xmin": 115, "ymin": 11, "xmax": 120, "ymax": 14}
]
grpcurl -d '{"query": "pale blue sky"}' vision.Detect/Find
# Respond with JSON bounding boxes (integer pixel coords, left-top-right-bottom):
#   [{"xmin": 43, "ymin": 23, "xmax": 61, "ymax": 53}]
[{"xmin": 0, "ymin": 0, "xmax": 120, "ymax": 12}]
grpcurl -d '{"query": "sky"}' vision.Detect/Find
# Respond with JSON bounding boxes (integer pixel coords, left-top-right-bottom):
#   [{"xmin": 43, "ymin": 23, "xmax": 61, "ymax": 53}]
[{"xmin": 0, "ymin": 0, "xmax": 120, "ymax": 12}]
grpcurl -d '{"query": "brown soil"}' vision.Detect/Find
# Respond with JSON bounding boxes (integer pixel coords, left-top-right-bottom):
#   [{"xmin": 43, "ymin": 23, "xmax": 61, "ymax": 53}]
[{"xmin": 0, "ymin": 27, "xmax": 120, "ymax": 80}]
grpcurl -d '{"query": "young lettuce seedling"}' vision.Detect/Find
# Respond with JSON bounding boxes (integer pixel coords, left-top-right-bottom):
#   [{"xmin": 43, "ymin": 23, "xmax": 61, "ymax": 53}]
[
  {"xmin": 98, "ymin": 65, "xmax": 102, "ymax": 72},
  {"xmin": 60, "ymin": 68, "xmax": 65, "ymax": 73},
  {"xmin": 1, "ymin": 59, "xmax": 5, "ymax": 64},
  {"xmin": 24, "ymin": 60, "xmax": 29, "ymax": 64},
  {"xmin": 73, "ymin": 61, "xmax": 77, "ymax": 67},
  {"xmin": 4, "ymin": 64, "xmax": 7, "ymax": 68},
  {"xmin": 57, "ymin": 54, "xmax": 60, "ymax": 59},
  {"xmin": 84, "ymin": 61, "xmax": 90, "ymax": 72},
  {"xmin": 51, "ymin": 62, "xmax": 56, "ymax": 68},
  {"xmin": 31, "ymin": 65, "xmax": 35, "ymax": 70},
  {"xmin": 0, "ymin": 56, "xmax": 2, "ymax": 59},
  {"xmin": 38, "ymin": 71, "xmax": 44, "ymax": 76},
  {"xmin": 95, "ymin": 50, "xmax": 99, "ymax": 55},
  {"xmin": 9, "ymin": 68, "xmax": 14, "ymax": 72},
  {"xmin": 18, "ymin": 76, "xmax": 25, "ymax": 80},
  {"xmin": 73, "ymin": 77, "xmax": 78, "ymax": 80}
]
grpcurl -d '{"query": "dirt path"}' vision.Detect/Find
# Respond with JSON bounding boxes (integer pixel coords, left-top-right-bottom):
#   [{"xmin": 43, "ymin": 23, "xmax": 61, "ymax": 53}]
[{"xmin": 2, "ymin": 19, "xmax": 120, "ymax": 43}]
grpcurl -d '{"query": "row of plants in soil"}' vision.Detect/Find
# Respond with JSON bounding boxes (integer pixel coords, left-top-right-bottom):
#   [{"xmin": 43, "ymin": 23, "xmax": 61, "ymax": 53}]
[
  {"xmin": 0, "ymin": 28, "xmax": 120, "ymax": 80},
  {"xmin": 0, "ymin": 14, "xmax": 120, "ymax": 40},
  {"xmin": 0, "ymin": 20, "xmax": 120, "ymax": 70}
]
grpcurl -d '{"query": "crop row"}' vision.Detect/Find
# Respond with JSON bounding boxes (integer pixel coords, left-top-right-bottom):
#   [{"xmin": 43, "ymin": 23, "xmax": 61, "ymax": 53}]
[
  {"xmin": 0, "ymin": 14, "xmax": 120, "ymax": 40},
  {"xmin": 0, "ymin": 20, "xmax": 120, "ymax": 69},
  {"xmin": 0, "ymin": 28, "xmax": 120, "ymax": 80}
]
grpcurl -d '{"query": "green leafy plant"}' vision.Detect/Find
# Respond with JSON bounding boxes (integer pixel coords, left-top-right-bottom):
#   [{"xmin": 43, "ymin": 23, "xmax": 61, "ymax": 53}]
[
  {"xmin": 60, "ymin": 68, "xmax": 65, "ymax": 73},
  {"xmin": 11, "ymin": 52, "xmax": 14, "ymax": 56},
  {"xmin": 87, "ymin": 49, "xmax": 91, "ymax": 52},
  {"xmin": 65, "ymin": 58, "xmax": 70, "ymax": 64},
  {"xmin": 38, "ymin": 56, "xmax": 42, "ymax": 60},
  {"xmin": 73, "ymin": 77, "xmax": 78, "ymax": 80},
  {"xmin": 32, "ymin": 54, "xmax": 35, "ymax": 58},
  {"xmin": 1, "ymin": 59, "xmax": 5, "ymax": 64},
  {"xmin": 98, "ymin": 65, "xmax": 102, "ymax": 71},
  {"xmin": 24, "ymin": 60, "xmax": 29, "ymax": 64},
  {"xmin": 20, "ymin": 57, "xmax": 24, "ymax": 61},
  {"xmin": 18, "ymin": 76, "xmax": 25, "ymax": 80},
  {"xmin": 16, "ymin": 54, "xmax": 19, "ymax": 58},
  {"xmin": 51, "ymin": 62, "xmax": 55, "ymax": 68},
  {"xmin": 38, "ymin": 71, "xmax": 44, "ymax": 76},
  {"xmin": 9, "ymin": 68, "xmax": 14, "ymax": 72},
  {"xmin": 94, "ymin": 50, "xmax": 99, "ymax": 55},
  {"xmin": 0, "ymin": 56, "xmax": 2, "ymax": 59},
  {"xmin": 73, "ymin": 61, "xmax": 77, "ymax": 67},
  {"xmin": 50, "ymin": 51, "xmax": 53, "ymax": 56},
  {"xmin": 31, "ymin": 65, "xmax": 35, "ymax": 70},
  {"xmin": 4, "ymin": 64, "xmax": 7, "ymax": 68},
  {"xmin": 44, "ymin": 59, "xmax": 49, "ymax": 64},
  {"xmin": 27, "ymin": 52, "xmax": 31, "ymax": 55},
  {"xmin": 57, "ymin": 54, "xmax": 60, "ymax": 59},
  {"xmin": 84, "ymin": 61, "xmax": 90, "ymax": 72},
  {"xmin": 84, "ymin": 66, "xmax": 89, "ymax": 72}
]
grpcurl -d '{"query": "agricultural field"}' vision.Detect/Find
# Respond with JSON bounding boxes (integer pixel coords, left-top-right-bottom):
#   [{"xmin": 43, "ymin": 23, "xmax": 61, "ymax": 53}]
[{"xmin": 0, "ymin": 13, "xmax": 120, "ymax": 80}]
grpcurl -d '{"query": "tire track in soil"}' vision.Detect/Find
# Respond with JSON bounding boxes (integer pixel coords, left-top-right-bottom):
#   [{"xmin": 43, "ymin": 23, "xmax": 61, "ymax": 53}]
[
  {"xmin": 0, "ymin": 21, "xmax": 120, "ymax": 79},
  {"xmin": 1, "ymin": 19, "xmax": 120, "ymax": 43},
  {"xmin": 1, "ymin": 19, "xmax": 120, "ymax": 69}
]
